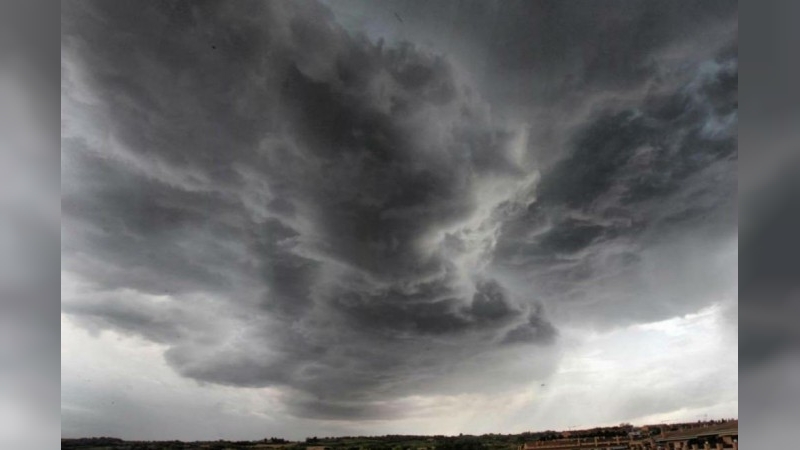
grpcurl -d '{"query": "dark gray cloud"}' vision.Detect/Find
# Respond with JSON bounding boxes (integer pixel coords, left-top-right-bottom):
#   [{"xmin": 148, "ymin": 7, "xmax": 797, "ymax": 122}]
[
  {"xmin": 62, "ymin": 0, "xmax": 556, "ymax": 421},
  {"xmin": 491, "ymin": 45, "xmax": 737, "ymax": 328},
  {"xmin": 324, "ymin": 0, "xmax": 737, "ymax": 114},
  {"xmin": 62, "ymin": 0, "xmax": 736, "ymax": 425}
]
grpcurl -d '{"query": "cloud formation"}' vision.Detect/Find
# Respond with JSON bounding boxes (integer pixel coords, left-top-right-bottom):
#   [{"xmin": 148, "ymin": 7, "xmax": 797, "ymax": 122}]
[
  {"xmin": 493, "ymin": 52, "xmax": 738, "ymax": 328},
  {"xmin": 62, "ymin": 0, "xmax": 556, "ymax": 420},
  {"xmin": 62, "ymin": 0, "xmax": 737, "ymax": 425}
]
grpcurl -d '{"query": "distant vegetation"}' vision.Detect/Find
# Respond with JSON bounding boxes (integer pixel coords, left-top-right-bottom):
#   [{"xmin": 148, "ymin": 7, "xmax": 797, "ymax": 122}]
[
  {"xmin": 61, "ymin": 419, "xmax": 736, "ymax": 450},
  {"xmin": 61, "ymin": 431, "xmax": 611, "ymax": 450}
]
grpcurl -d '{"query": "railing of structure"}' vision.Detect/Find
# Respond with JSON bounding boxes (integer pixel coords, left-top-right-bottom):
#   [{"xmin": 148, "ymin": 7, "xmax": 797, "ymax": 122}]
[{"xmin": 521, "ymin": 436, "xmax": 632, "ymax": 449}]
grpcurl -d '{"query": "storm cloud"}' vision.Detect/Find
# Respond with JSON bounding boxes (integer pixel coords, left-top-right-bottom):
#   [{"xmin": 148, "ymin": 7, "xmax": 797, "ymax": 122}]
[
  {"xmin": 62, "ymin": 0, "xmax": 555, "ymax": 420},
  {"xmin": 61, "ymin": 0, "xmax": 737, "ymax": 427},
  {"xmin": 493, "ymin": 50, "xmax": 737, "ymax": 328}
]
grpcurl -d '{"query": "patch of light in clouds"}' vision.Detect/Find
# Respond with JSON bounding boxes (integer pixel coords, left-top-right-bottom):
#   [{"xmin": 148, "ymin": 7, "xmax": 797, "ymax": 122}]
[
  {"xmin": 516, "ymin": 300, "xmax": 737, "ymax": 430},
  {"xmin": 61, "ymin": 312, "xmax": 292, "ymax": 440}
]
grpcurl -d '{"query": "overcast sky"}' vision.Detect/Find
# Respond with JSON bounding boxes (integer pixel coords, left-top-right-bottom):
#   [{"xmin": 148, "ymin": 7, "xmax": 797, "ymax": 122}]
[{"xmin": 61, "ymin": 0, "xmax": 737, "ymax": 440}]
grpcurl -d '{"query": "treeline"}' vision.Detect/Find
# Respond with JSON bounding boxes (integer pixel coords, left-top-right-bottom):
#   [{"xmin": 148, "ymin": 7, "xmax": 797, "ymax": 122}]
[
  {"xmin": 62, "ymin": 437, "xmax": 124, "ymax": 447},
  {"xmin": 61, "ymin": 419, "xmax": 737, "ymax": 450}
]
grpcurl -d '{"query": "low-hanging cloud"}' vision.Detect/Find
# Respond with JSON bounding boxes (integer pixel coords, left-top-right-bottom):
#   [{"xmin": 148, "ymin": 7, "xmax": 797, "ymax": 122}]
[
  {"xmin": 492, "ymin": 49, "xmax": 737, "ymax": 328},
  {"xmin": 61, "ymin": 0, "xmax": 737, "ymax": 423},
  {"xmin": 62, "ymin": 0, "xmax": 556, "ymax": 420}
]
